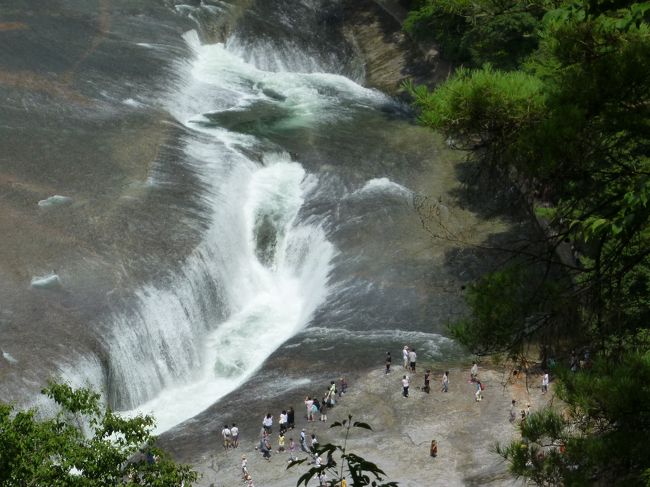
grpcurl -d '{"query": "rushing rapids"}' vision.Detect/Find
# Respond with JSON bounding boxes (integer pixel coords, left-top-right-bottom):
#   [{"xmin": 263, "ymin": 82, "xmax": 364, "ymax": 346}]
[{"xmin": 0, "ymin": 0, "xmax": 473, "ymax": 441}]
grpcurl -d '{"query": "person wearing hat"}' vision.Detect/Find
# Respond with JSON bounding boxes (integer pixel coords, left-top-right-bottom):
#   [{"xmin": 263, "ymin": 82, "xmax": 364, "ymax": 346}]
[{"xmin": 241, "ymin": 455, "xmax": 248, "ymax": 479}]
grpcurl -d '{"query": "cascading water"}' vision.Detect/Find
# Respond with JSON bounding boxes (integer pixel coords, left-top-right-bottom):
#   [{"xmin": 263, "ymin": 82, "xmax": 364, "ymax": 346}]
[
  {"xmin": 1, "ymin": 3, "xmax": 483, "ymax": 474},
  {"xmin": 57, "ymin": 22, "xmax": 396, "ymax": 432}
]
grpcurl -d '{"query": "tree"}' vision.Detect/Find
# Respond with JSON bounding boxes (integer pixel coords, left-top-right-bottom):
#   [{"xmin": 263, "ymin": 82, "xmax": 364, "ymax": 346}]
[
  {"xmin": 497, "ymin": 352, "xmax": 650, "ymax": 486},
  {"xmin": 406, "ymin": 0, "xmax": 650, "ymax": 484},
  {"xmin": 403, "ymin": 0, "xmax": 545, "ymax": 69},
  {"xmin": 287, "ymin": 415, "xmax": 398, "ymax": 487},
  {"xmin": 0, "ymin": 383, "xmax": 198, "ymax": 486}
]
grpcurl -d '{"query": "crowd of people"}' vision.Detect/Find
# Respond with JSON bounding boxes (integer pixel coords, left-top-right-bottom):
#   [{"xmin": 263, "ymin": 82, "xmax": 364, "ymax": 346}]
[
  {"xmin": 221, "ymin": 346, "xmax": 553, "ymax": 486},
  {"xmin": 395, "ymin": 348, "xmax": 552, "ymax": 425},
  {"xmin": 227, "ymin": 377, "xmax": 348, "ymax": 486},
  {"xmin": 394, "ymin": 345, "xmax": 451, "ymax": 399}
]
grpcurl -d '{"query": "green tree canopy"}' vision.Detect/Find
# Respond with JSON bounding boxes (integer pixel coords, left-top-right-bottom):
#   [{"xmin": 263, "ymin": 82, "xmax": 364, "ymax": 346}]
[
  {"xmin": 404, "ymin": 0, "xmax": 547, "ymax": 69},
  {"xmin": 0, "ymin": 383, "xmax": 198, "ymax": 486},
  {"xmin": 407, "ymin": 0, "xmax": 650, "ymax": 484}
]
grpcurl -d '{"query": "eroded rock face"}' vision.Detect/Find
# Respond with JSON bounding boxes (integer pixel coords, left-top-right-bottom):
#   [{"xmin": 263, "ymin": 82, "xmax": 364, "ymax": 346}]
[{"xmin": 341, "ymin": 0, "xmax": 451, "ymax": 95}]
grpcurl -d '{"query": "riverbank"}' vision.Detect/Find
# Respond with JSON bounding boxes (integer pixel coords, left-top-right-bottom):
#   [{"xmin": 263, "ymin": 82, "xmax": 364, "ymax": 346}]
[{"xmin": 188, "ymin": 363, "xmax": 551, "ymax": 486}]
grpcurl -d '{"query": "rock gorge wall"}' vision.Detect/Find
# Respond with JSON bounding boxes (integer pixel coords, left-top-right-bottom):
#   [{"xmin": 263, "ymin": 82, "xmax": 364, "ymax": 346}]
[{"xmin": 342, "ymin": 0, "xmax": 451, "ymax": 94}]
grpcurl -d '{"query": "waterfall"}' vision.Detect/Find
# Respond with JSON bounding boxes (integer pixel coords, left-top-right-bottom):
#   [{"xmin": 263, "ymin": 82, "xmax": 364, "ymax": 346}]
[{"xmin": 55, "ymin": 24, "xmax": 392, "ymax": 432}]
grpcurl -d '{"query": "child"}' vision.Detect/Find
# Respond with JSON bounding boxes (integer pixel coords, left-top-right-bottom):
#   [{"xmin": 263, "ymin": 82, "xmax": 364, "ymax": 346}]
[
  {"xmin": 278, "ymin": 432, "xmax": 286, "ymax": 453},
  {"xmin": 241, "ymin": 455, "xmax": 248, "ymax": 479},
  {"xmin": 288, "ymin": 437, "xmax": 297, "ymax": 462}
]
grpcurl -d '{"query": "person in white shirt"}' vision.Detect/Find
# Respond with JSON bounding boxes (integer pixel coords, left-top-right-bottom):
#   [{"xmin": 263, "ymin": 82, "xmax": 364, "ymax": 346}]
[
  {"xmin": 221, "ymin": 425, "xmax": 231, "ymax": 450},
  {"xmin": 231, "ymin": 423, "xmax": 239, "ymax": 448},
  {"xmin": 402, "ymin": 375, "xmax": 410, "ymax": 397},
  {"xmin": 279, "ymin": 410, "xmax": 288, "ymax": 433},
  {"xmin": 241, "ymin": 455, "xmax": 248, "ymax": 478},
  {"xmin": 305, "ymin": 396, "xmax": 314, "ymax": 421},
  {"xmin": 402, "ymin": 346, "xmax": 409, "ymax": 369},
  {"xmin": 470, "ymin": 362, "xmax": 479, "ymax": 382},
  {"xmin": 542, "ymin": 373, "xmax": 549, "ymax": 394},
  {"xmin": 408, "ymin": 349, "xmax": 417, "ymax": 372},
  {"xmin": 300, "ymin": 429, "xmax": 309, "ymax": 453},
  {"xmin": 262, "ymin": 413, "xmax": 273, "ymax": 434}
]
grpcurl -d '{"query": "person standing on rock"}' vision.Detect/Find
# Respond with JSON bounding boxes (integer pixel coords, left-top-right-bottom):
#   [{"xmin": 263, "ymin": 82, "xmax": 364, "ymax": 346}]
[
  {"xmin": 300, "ymin": 429, "xmax": 309, "ymax": 453},
  {"xmin": 278, "ymin": 432, "xmax": 286, "ymax": 453},
  {"xmin": 409, "ymin": 348, "xmax": 417, "ymax": 373},
  {"xmin": 241, "ymin": 455, "xmax": 248, "ymax": 479},
  {"xmin": 288, "ymin": 437, "xmax": 297, "ymax": 461},
  {"xmin": 403, "ymin": 346, "xmax": 409, "ymax": 369},
  {"xmin": 475, "ymin": 380, "xmax": 483, "ymax": 402},
  {"xmin": 319, "ymin": 397, "xmax": 328, "ymax": 422},
  {"xmin": 441, "ymin": 371, "xmax": 449, "ymax": 392},
  {"xmin": 260, "ymin": 435, "xmax": 272, "ymax": 461},
  {"xmin": 385, "ymin": 351, "xmax": 392, "ymax": 374},
  {"xmin": 221, "ymin": 424, "xmax": 231, "ymax": 450},
  {"xmin": 470, "ymin": 362, "xmax": 479, "ymax": 382},
  {"xmin": 311, "ymin": 400, "xmax": 319, "ymax": 421},
  {"xmin": 328, "ymin": 381, "xmax": 337, "ymax": 403},
  {"xmin": 262, "ymin": 413, "xmax": 273, "ymax": 434},
  {"xmin": 423, "ymin": 369, "xmax": 431, "ymax": 393},
  {"xmin": 305, "ymin": 396, "xmax": 314, "ymax": 422},
  {"xmin": 310, "ymin": 433, "xmax": 319, "ymax": 452},
  {"xmin": 509, "ymin": 400, "xmax": 517, "ymax": 423},
  {"xmin": 287, "ymin": 406, "xmax": 295, "ymax": 430},
  {"xmin": 231, "ymin": 423, "xmax": 239, "ymax": 448},
  {"xmin": 339, "ymin": 377, "xmax": 347, "ymax": 396},
  {"xmin": 318, "ymin": 471, "xmax": 327, "ymax": 486},
  {"xmin": 279, "ymin": 410, "xmax": 287, "ymax": 433},
  {"xmin": 402, "ymin": 374, "xmax": 410, "ymax": 397},
  {"xmin": 542, "ymin": 372, "xmax": 549, "ymax": 394}
]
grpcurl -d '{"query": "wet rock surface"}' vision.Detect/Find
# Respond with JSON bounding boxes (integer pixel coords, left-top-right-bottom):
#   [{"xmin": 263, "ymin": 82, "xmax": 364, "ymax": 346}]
[{"xmin": 185, "ymin": 365, "xmax": 551, "ymax": 486}]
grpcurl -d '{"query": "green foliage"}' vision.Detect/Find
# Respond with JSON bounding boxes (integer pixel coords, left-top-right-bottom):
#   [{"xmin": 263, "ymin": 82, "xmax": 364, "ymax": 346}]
[
  {"xmin": 405, "ymin": 66, "xmax": 544, "ymax": 153},
  {"xmin": 498, "ymin": 352, "xmax": 650, "ymax": 486},
  {"xmin": 450, "ymin": 265, "xmax": 570, "ymax": 356},
  {"xmin": 407, "ymin": 0, "xmax": 650, "ymax": 484},
  {"xmin": 404, "ymin": 0, "xmax": 545, "ymax": 69},
  {"xmin": 288, "ymin": 415, "xmax": 398, "ymax": 487},
  {"xmin": 0, "ymin": 383, "xmax": 198, "ymax": 486}
]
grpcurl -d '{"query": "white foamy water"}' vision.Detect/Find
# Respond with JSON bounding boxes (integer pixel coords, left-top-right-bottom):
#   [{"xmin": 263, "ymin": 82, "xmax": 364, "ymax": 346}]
[
  {"xmin": 30, "ymin": 274, "xmax": 62, "ymax": 289},
  {"xmin": 2, "ymin": 351, "xmax": 18, "ymax": 364},
  {"xmin": 56, "ymin": 28, "xmax": 405, "ymax": 432},
  {"xmin": 177, "ymin": 30, "xmax": 385, "ymax": 128},
  {"xmin": 37, "ymin": 195, "xmax": 72, "ymax": 207},
  {"xmin": 118, "ymin": 153, "xmax": 336, "ymax": 432},
  {"xmin": 353, "ymin": 177, "xmax": 413, "ymax": 199}
]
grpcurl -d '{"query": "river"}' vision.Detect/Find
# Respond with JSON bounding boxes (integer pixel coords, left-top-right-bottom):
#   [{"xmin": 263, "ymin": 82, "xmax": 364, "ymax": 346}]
[{"xmin": 0, "ymin": 0, "xmax": 507, "ymax": 469}]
